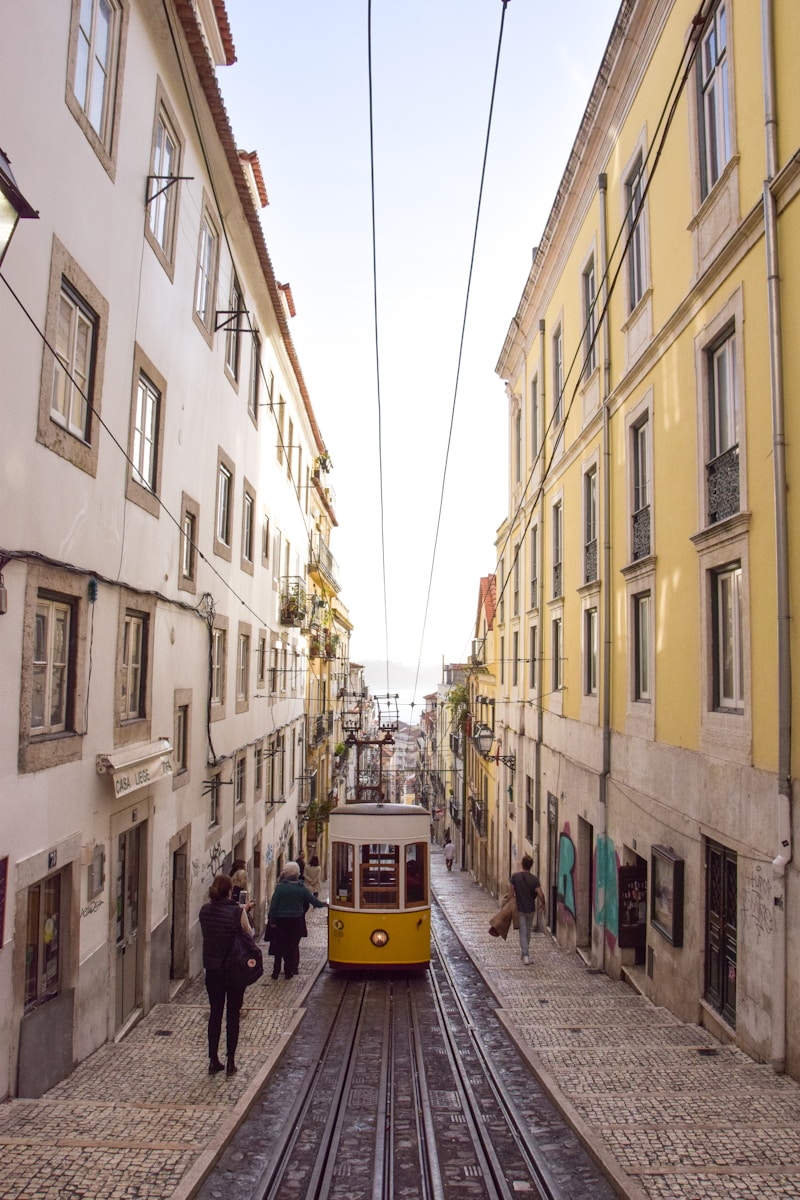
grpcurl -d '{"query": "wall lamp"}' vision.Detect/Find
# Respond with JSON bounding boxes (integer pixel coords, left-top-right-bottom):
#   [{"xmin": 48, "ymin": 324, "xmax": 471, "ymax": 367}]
[
  {"xmin": 0, "ymin": 149, "xmax": 38, "ymax": 269},
  {"xmin": 471, "ymin": 721, "xmax": 516, "ymax": 770}
]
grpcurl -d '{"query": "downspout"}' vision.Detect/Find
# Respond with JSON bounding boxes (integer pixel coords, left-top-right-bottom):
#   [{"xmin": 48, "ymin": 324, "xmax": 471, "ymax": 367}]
[
  {"xmin": 598, "ymin": 174, "xmax": 612, "ymax": 972},
  {"xmin": 534, "ymin": 319, "xmax": 546, "ymax": 879},
  {"xmin": 762, "ymin": 0, "xmax": 792, "ymax": 1075}
]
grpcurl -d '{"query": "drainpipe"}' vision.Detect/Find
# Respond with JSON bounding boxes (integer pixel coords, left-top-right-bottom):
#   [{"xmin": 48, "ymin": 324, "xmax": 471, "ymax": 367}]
[
  {"xmin": 598, "ymin": 174, "xmax": 612, "ymax": 972},
  {"xmin": 762, "ymin": 0, "xmax": 792, "ymax": 1075}
]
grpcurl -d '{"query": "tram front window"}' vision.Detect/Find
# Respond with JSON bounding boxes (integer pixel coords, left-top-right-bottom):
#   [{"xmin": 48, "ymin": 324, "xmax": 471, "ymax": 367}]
[
  {"xmin": 360, "ymin": 843, "xmax": 398, "ymax": 907},
  {"xmin": 333, "ymin": 842, "xmax": 354, "ymax": 905},
  {"xmin": 405, "ymin": 842, "xmax": 427, "ymax": 904}
]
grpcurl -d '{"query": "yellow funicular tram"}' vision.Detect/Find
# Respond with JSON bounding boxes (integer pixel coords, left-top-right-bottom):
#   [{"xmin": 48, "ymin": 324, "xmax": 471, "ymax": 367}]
[{"xmin": 327, "ymin": 801, "xmax": 431, "ymax": 971}]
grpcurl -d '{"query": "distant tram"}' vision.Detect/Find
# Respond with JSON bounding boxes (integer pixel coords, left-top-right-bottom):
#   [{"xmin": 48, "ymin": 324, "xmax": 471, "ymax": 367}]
[{"xmin": 327, "ymin": 802, "xmax": 431, "ymax": 971}]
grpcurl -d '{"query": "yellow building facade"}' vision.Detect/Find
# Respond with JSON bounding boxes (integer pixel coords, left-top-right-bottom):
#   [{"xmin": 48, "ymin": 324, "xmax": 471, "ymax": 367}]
[{"xmin": 495, "ymin": 0, "xmax": 800, "ymax": 1075}]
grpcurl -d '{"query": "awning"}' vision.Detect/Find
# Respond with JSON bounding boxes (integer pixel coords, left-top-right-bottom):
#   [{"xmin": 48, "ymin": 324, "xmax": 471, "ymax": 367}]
[{"xmin": 96, "ymin": 738, "xmax": 173, "ymax": 799}]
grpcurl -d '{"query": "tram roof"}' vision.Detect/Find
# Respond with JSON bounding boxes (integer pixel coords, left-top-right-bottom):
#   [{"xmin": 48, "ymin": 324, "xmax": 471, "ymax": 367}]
[{"xmin": 329, "ymin": 802, "xmax": 429, "ymax": 818}]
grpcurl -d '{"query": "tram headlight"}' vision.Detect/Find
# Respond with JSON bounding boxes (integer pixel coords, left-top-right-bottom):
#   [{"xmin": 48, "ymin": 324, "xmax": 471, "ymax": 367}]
[{"xmin": 370, "ymin": 929, "xmax": 389, "ymax": 948}]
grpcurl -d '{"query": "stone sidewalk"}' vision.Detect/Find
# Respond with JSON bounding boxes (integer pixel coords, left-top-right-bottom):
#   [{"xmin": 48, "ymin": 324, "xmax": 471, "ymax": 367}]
[{"xmin": 1, "ymin": 850, "xmax": 799, "ymax": 1199}]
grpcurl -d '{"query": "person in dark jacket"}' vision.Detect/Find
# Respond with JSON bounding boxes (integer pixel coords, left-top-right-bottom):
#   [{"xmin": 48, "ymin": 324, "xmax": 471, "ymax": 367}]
[
  {"xmin": 268, "ymin": 861, "xmax": 326, "ymax": 980},
  {"xmin": 509, "ymin": 855, "xmax": 546, "ymax": 965},
  {"xmin": 199, "ymin": 873, "xmax": 252, "ymax": 1075}
]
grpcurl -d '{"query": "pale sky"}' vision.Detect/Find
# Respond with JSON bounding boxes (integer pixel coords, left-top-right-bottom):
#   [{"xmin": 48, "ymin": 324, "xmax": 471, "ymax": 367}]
[{"xmin": 218, "ymin": 0, "xmax": 621, "ymax": 691}]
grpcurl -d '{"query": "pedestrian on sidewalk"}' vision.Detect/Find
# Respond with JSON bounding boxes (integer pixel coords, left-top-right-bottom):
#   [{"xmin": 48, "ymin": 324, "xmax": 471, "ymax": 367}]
[
  {"xmin": 295, "ymin": 851, "xmax": 306, "ymax": 881},
  {"xmin": 267, "ymin": 861, "xmax": 327, "ymax": 980},
  {"xmin": 199, "ymin": 873, "xmax": 254, "ymax": 1076},
  {"xmin": 230, "ymin": 859, "xmax": 249, "ymax": 903},
  {"xmin": 304, "ymin": 854, "xmax": 322, "ymax": 897},
  {"xmin": 444, "ymin": 840, "xmax": 455, "ymax": 871},
  {"xmin": 509, "ymin": 855, "xmax": 546, "ymax": 964}
]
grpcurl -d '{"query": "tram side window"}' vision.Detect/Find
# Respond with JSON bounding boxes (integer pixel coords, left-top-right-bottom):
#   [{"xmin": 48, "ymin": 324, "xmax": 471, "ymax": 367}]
[
  {"xmin": 360, "ymin": 843, "xmax": 398, "ymax": 908},
  {"xmin": 333, "ymin": 842, "xmax": 354, "ymax": 906},
  {"xmin": 405, "ymin": 843, "xmax": 427, "ymax": 905}
]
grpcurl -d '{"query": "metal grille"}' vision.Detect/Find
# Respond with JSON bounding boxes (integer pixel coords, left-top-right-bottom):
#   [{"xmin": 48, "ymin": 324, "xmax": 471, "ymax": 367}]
[
  {"xmin": 632, "ymin": 505, "xmax": 650, "ymax": 560},
  {"xmin": 707, "ymin": 445, "xmax": 739, "ymax": 524}
]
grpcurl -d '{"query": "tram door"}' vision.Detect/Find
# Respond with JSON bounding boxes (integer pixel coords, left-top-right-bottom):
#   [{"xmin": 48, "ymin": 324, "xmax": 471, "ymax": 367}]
[{"xmin": 116, "ymin": 824, "xmax": 143, "ymax": 1031}]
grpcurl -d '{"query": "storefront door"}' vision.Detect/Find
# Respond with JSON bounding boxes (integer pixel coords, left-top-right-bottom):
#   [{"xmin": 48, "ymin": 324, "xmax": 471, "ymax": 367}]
[
  {"xmin": 115, "ymin": 824, "xmax": 143, "ymax": 1031},
  {"xmin": 706, "ymin": 840, "xmax": 737, "ymax": 1027}
]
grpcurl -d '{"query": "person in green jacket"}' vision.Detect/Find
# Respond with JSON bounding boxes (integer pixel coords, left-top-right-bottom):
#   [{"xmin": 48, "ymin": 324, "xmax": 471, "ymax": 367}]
[{"xmin": 267, "ymin": 861, "xmax": 327, "ymax": 979}]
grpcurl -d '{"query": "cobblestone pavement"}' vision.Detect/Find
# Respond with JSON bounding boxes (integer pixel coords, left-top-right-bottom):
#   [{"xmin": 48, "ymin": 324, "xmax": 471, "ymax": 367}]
[{"xmin": 2, "ymin": 853, "xmax": 800, "ymax": 1199}]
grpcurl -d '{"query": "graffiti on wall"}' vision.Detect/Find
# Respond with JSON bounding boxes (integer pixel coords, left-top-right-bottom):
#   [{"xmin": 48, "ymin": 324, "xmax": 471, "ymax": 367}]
[
  {"xmin": 207, "ymin": 841, "xmax": 226, "ymax": 878},
  {"xmin": 557, "ymin": 827, "xmax": 576, "ymax": 920},
  {"xmin": 742, "ymin": 862, "xmax": 774, "ymax": 942},
  {"xmin": 594, "ymin": 834, "xmax": 620, "ymax": 949}
]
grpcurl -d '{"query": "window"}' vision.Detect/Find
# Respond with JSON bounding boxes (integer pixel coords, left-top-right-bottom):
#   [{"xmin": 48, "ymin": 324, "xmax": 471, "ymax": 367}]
[
  {"xmin": 277, "ymin": 399, "xmax": 285, "ymax": 463},
  {"xmin": 175, "ymin": 704, "xmax": 189, "ymax": 774},
  {"xmin": 552, "ymin": 501, "xmax": 563, "ymax": 598},
  {"xmin": 632, "ymin": 417, "xmax": 650, "ymax": 560},
  {"xmin": 585, "ymin": 607, "xmax": 599, "ymax": 696},
  {"xmin": 584, "ymin": 466, "xmax": 598, "ymax": 583},
  {"xmin": 38, "ymin": 240, "xmax": 109, "ymax": 475},
  {"xmin": 194, "ymin": 205, "xmax": 219, "ymax": 337},
  {"xmin": 262, "ymin": 512, "xmax": 270, "ymax": 568},
  {"xmin": 25, "ymin": 875, "xmax": 62, "ymax": 1010},
  {"xmin": 224, "ymin": 273, "xmax": 244, "ymax": 381},
  {"xmin": 500, "ymin": 636, "xmax": 505, "ymax": 686},
  {"xmin": 530, "ymin": 525, "xmax": 538, "ymax": 608},
  {"xmin": 234, "ymin": 754, "xmax": 246, "ymax": 806},
  {"xmin": 132, "ymin": 373, "xmax": 159, "ymax": 491},
  {"xmin": 178, "ymin": 494, "xmax": 199, "ymax": 595},
  {"xmin": 32, "ymin": 598, "xmax": 72, "ymax": 735},
  {"xmin": 242, "ymin": 485, "xmax": 255, "ymax": 570},
  {"xmin": 513, "ymin": 544, "xmax": 520, "ymax": 617},
  {"xmin": 529, "ymin": 625, "xmax": 537, "ymax": 690},
  {"xmin": 583, "ymin": 258, "xmax": 598, "ymax": 376},
  {"xmin": 514, "ymin": 409, "xmax": 522, "ymax": 485},
  {"xmin": 214, "ymin": 450, "xmax": 235, "ymax": 560},
  {"xmin": 211, "ymin": 627, "xmax": 226, "ymax": 707},
  {"xmin": 248, "ymin": 331, "xmax": 260, "ymax": 421},
  {"xmin": 714, "ymin": 565, "xmax": 743, "ymax": 710},
  {"xmin": 512, "ymin": 631, "xmax": 519, "ymax": 687},
  {"xmin": 208, "ymin": 776, "xmax": 220, "ymax": 828},
  {"xmin": 237, "ymin": 632, "xmax": 250, "ymax": 702},
  {"xmin": 51, "ymin": 281, "xmax": 95, "ymax": 441},
  {"xmin": 552, "ymin": 617, "xmax": 563, "ymax": 692},
  {"xmin": 121, "ymin": 612, "xmax": 146, "ymax": 720},
  {"xmin": 626, "ymin": 154, "xmax": 646, "ymax": 312},
  {"xmin": 254, "ymin": 742, "xmax": 264, "ymax": 799},
  {"xmin": 525, "ymin": 775, "xmax": 534, "ymax": 842},
  {"xmin": 286, "ymin": 418, "xmax": 294, "ymax": 480},
  {"xmin": 67, "ymin": 0, "xmax": 126, "ymax": 171},
  {"xmin": 269, "ymin": 643, "xmax": 278, "ymax": 694},
  {"xmin": 553, "ymin": 327, "xmax": 563, "ymax": 425},
  {"xmin": 498, "ymin": 559, "xmax": 505, "ymax": 624},
  {"xmin": 530, "ymin": 375, "xmax": 539, "ymax": 461},
  {"xmin": 707, "ymin": 332, "xmax": 739, "ymax": 523},
  {"xmin": 257, "ymin": 632, "xmax": 267, "ymax": 689},
  {"xmin": 146, "ymin": 100, "xmax": 182, "ymax": 269},
  {"xmin": 698, "ymin": 2, "xmax": 731, "ymax": 199},
  {"xmin": 633, "ymin": 592, "xmax": 651, "ymax": 701}
]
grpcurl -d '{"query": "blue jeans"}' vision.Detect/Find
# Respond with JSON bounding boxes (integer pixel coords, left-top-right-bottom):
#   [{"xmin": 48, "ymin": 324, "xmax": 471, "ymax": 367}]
[{"xmin": 518, "ymin": 911, "xmax": 535, "ymax": 957}]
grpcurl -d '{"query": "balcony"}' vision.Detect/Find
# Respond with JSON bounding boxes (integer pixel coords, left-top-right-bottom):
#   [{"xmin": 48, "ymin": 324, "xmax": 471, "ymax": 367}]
[
  {"xmin": 309, "ymin": 626, "xmax": 340, "ymax": 660},
  {"xmin": 280, "ymin": 577, "xmax": 307, "ymax": 626},
  {"xmin": 707, "ymin": 445, "xmax": 739, "ymax": 525},
  {"xmin": 309, "ymin": 535, "xmax": 339, "ymax": 592},
  {"xmin": 632, "ymin": 505, "xmax": 651, "ymax": 561},
  {"xmin": 470, "ymin": 638, "xmax": 485, "ymax": 666}
]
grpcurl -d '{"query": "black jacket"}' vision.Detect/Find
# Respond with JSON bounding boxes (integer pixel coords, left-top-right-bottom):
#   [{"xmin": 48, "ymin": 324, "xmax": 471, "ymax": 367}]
[{"xmin": 199, "ymin": 898, "xmax": 241, "ymax": 970}]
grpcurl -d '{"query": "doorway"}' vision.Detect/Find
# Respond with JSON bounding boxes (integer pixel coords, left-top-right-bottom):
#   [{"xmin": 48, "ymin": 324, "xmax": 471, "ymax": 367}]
[
  {"xmin": 705, "ymin": 839, "xmax": 737, "ymax": 1027},
  {"xmin": 546, "ymin": 792, "xmax": 558, "ymax": 936},
  {"xmin": 169, "ymin": 843, "xmax": 188, "ymax": 987},
  {"xmin": 115, "ymin": 823, "xmax": 144, "ymax": 1033}
]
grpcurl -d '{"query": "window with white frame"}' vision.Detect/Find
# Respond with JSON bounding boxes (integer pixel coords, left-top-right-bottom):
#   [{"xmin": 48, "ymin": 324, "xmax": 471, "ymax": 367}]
[
  {"xmin": 286, "ymin": 418, "xmax": 294, "ymax": 480},
  {"xmin": 552, "ymin": 616, "xmax": 563, "ymax": 692},
  {"xmin": 215, "ymin": 456, "xmax": 233, "ymax": 555},
  {"xmin": 234, "ymin": 754, "xmax": 246, "ymax": 806},
  {"xmin": 257, "ymin": 633, "xmax": 267, "ymax": 689},
  {"xmin": 269, "ymin": 642, "xmax": 278, "ymax": 694},
  {"xmin": 707, "ymin": 330, "xmax": 739, "ymax": 523},
  {"xmin": 237, "ymin": 632, "xmax": 249, "ymax": 701},
  {"xmin": 585, "ymin": 606, "xmax": 599, "ymax": 696},
  {"xmin": 553, "ymin": 327, "xmax": 564, "ymax": 425},
  {"xmin": 121, "ymin": 611, "xmax": 146, "ymax": 720},
  {"xmin": 224, "ymin": 273, "xmax": 243, "ymax": 381},
  {"xmin": 529, "ymin": 625, "xmax": 537, "ymax": 690},
  {"xmin": 698, "ymin": 1, "xmax": 732, "ymax": 199},
  {"xmin": 500, "ymin": 635, "xmax": 505, "ymax": 686},
  {"xmin": 626, "ymin": 154, "xmax": 646, "ymax": 312},
  {"xmin": 254, "ymin": 741, "xmax": 264, "ymax": 798},
  {"xmin": 498, "ymin": 559, "xmax": 505, "ymax": 623},
  {"xmin": 584, "ymin": 466, "xmax": 598, "ymax": 583},
  {"xmin": 248, "ymin": 331, "xmax": 260, "ymax": 421},
  {"xmin": 211, "ymin": 627, "xmax": 225, "ymax": 707},
  {"xmin": 194, "ymin": 207, "xmax": 219, "ymax": 332},
  {"xmin": 208, "ymin": 776, "xmax": 220, "ymax": 828},
  {"xmin": 132, "ymin": 372, "xmax": 159, "ymax": 491},
  {"xmin": 513, "ymin": 544, "xmax": 520, "ymax": 617},
  {"xmin": 633, "ymin": 592, "xmax": 651, "ymax": 702},
  {"xmin": 242, "ymin": 486, "xmax": 254, "ymax": 567},
  {"xmin": 68, "ymin": 0, "xmax": 124, "ymax": 157},
  {"xmin": 514, "ymin": 409, "xmax": 522, "ymax": 485},
  {"xmin": 32, "ymin": 597, "xmax": 72, "ymax": 735},
  {"xmin": 583, "ymin": 257, "xmax": 598, "ymax": 376},
  {"xmin": 262, "ymin": 512, "xmax": 270, "ymax": 567},
  {"xmin": 147, "ymin": 105, "xmax": 181, "ymax": 263},
  {"xmin": 51, "ymin": 281, "xmax": 95, "ymax": 441},
  {"xmin": 530, "ymin": 375, "xmax": 539, "ymax": 461},
  {"xmin": 632, "ymin": 416, "xmax": 650, "ymax": 560},
  {"xmin": 174, "ymin": 703, "xmax": 189, "ymax": 774},
  {"xmin": 512, "ymin": 630, "xmax": 519, "ymax": 687},
  {"xmin": 552, "ymin": 500, "xmax": 563, "ymax": 598},
  {"xmin": 713, "ymin": 564, "xmax": 743, "ymax": 710},
  {"xmin": 530, "ymin": 525, "xmax": 538, "ymax": 608}
]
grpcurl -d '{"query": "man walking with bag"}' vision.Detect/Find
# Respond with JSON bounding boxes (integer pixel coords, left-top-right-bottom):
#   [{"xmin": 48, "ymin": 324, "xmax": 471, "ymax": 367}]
[{"xmin": 510, "ymin": 855, "xmax": 546, "ymax": 965}]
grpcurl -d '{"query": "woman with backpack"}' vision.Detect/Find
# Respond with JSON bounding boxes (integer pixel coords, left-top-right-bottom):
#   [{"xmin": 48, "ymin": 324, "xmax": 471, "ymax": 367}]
[{"xmin": 199, "ymin": 873, "xmax": 254, "ymax": 1076}]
